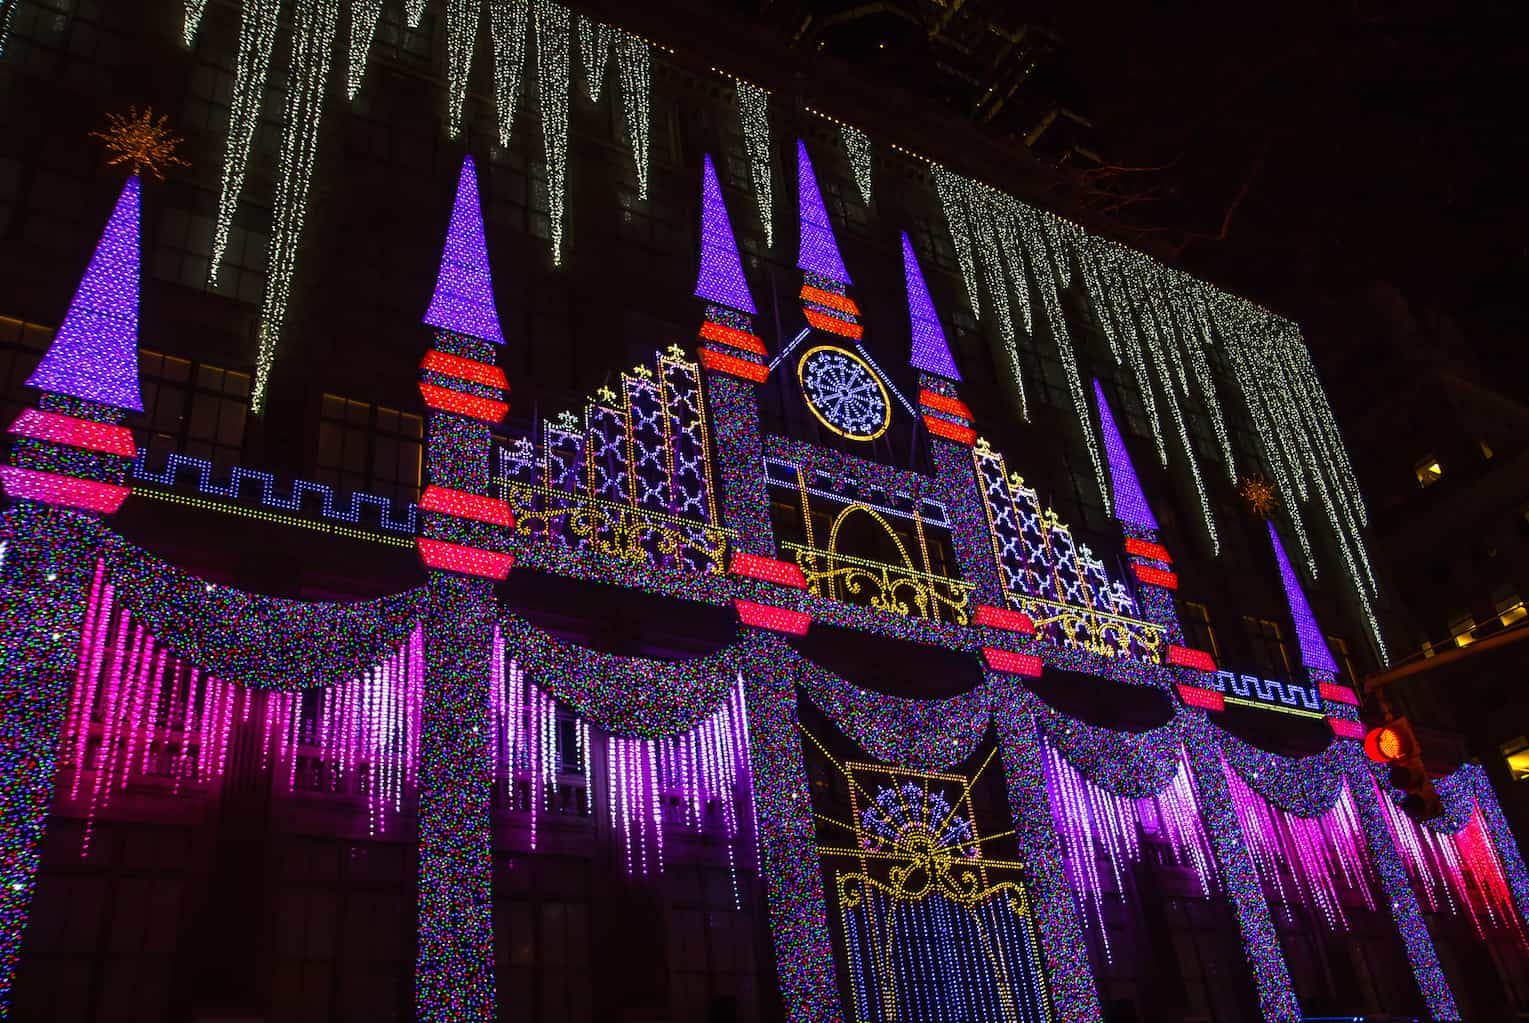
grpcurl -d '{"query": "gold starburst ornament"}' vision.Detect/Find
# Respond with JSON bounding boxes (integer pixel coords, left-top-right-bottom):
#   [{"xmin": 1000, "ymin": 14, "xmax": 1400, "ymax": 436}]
[
  {"xmin": 91, "ymin": 107, "xmax": 189, "ymax": 180},
  {"xmin": 1238, "ymin": 473, "xmax": 1280, "ymax": 519}
]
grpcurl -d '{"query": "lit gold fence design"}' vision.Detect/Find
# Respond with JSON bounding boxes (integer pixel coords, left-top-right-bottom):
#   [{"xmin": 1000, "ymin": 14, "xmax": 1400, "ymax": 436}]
[{"xmin": 781, "ymin": 541, "xmax": 974, "ymax": 625}]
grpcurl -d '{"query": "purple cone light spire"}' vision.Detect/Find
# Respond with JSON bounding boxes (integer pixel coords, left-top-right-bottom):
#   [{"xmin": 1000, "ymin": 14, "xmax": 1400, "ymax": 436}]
[
  {"xmin": 795, "ymin": 140, "xmax": 851, "ymax": 285},
  {"xmin": 27, "ymin": 175, "xmax": 145, "ymax": 412},
  {"xmin": 902, "ymin": 232, "xmax": 960, "ymax": 381},
  {"xmin": 1269, "ymin": 519, "xmax": 1339, "ymax": 673},
  {"xmin": 1094, "ymin": 379, "xmax": 1156, "ymax": 530},
  {"xmin": 694, "ymin": 154, "xmax": 757, "ymax": 315},
  {"xmin": 423, "ymin": 156, "xmax": 505, "ymax": 344}
]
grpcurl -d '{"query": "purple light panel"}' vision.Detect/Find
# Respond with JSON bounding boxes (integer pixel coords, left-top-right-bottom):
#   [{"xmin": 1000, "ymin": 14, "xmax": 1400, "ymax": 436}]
[
  {"xmin": 795, "ymin": 140, "xmax": 851, "ymax": 285},
  {"xmin": 26, "ymin": 175, "xmax": 144, "ymax": 411},
  {"xmin": 1268, "ymin": 520, "xmax": 1339, "ymax": 673},
  {"xmin": 901, "ymin": 232, "xmax": 960, "ymax": 381},
  {"xmin": 1093, "ymin": 379, "xmax": 1158, "ymax": 530},
  {"xmin": 695, "ymin": 154, "xmax": 757, "ymax": 315},
  {"xmin": 423, "ymin": 156, "xmax": 506, "ymax": 344}
]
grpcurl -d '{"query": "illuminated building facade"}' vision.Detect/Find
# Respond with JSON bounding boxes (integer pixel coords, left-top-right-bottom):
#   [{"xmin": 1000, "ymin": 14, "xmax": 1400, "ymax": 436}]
[{"xmin": 0, "ymin": 3, "xmax": 1525, "ymax": 1022}]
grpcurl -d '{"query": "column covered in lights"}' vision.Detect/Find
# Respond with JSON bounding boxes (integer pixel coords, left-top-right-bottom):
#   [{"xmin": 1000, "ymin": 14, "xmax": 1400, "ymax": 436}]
[
  {"xmin": 0, "ymin": 173, "xmax": 146, "ymax": 1016},
  {"xmin": 414, "ymin": 155, "xmax": 509, "ymax": 1023}
]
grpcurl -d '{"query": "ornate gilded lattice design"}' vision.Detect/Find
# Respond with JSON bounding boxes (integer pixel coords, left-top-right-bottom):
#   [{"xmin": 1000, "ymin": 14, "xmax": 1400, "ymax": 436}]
[
  {"xmin": 806, "ymin": 728, "xmax": 1054, "ymax": 1023},
  {"xmin": 972, "ymin": 440, "xmax": 1164, "ymax": 662},
  {"xmin": 767, "ymin": 457, "xmax": 973, "ymax": 625},
  {"xmin": 498, "ymin": 347, "xmax": 731, "ymax": 573}
]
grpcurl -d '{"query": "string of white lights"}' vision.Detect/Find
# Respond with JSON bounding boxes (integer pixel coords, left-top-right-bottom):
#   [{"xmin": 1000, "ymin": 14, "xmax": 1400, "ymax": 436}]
[
  {"xmin": 488, "ymin": 0, "xmax": 530, "ymax": 149},
  {"xmin": 576, "ymin": 14, "xmax": 612, "ymax": 102},
  {"xmin": 1112, "ymin": 250, "xmax": 1219, "ymax": 552},
  {"xmin": 615, "ymin": 30, "xmax": 650, "ymax": 199},
  {"xmin": 445, "ymin": 0, "xmax": 483, "ymax": 137},
  {"xmin": 841, "ymin": 123, "xmax": 872, "ymax": 204},
  {"xmin": 1027, "ymin": 204, "xmax": 1109, "ymax": 515},
  {"xmin": 993, "ymin": 201, "xmax": 1032, "ymax": 334},
  {"xmin": 208, "ymin": 0, "xmax": 280, "ymax": 288},
  {"xmin": 932, "ymin": 164, "xmax": 979, "ymax": 318},
  {"xmin": 532, "ymin": 0, "xmax": 570, "ymax": 265},
  {"xmin": 182, "ymin": 0, "xmax": 208, "ymax": 47},
  {"xmin": 405, "ymin": 0, "xmax": 428, "ymax": 29},
  {"xmin": 735, "ymin": 79, "xmax": 773, "ymax": 248},
  {"xmin": 968, "ymin": 185, "xmax": 1025, "ymax": 421},
  {"xmin": 1178, "ymin": 278, "xmax": 1238, "ymax": 480},
  {"xmin": 1099, "ymin": 246, "xmax": 1167, "ymax": 466},
  {"xmin": 1213, "ymin": 299, "xmax": 1386, "ymax": 659},
  {"xmin": 347, "ymin": 0, "xmax": 384, "ymax": 100},
  {"xmin": 251, "ymin": 0, "xmax": 338, "ymax": 413},
  {"xmin": 1077, "ymin": 239, "xmax": 1120, "ymax": 362}
]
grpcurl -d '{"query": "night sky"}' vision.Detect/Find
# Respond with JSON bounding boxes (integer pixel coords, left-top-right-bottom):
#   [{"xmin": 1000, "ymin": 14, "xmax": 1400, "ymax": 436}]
[
  {"xmin": 1035, "ymin": 3, "xmax": 1528, "ymax": 392},
  {"xmin": 737, "ymin": 1, "xmax": 1529, "ymax": 394}
]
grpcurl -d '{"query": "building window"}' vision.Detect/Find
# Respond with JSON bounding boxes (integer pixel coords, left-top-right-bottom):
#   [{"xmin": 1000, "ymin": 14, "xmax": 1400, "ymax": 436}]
[
  {"xmin": 1179, "ymin": 601, "xmax": 1221, "ymax": 661},
  {"xmin": 1414, "ymin": 455, "xmax": 1444, "ymax": 488},
  {"xmin": 1241, "ymin": 616, "xmax": 1294, "ymax": 680},
  {"xmin": 1448, "ymin": 611, "xmax": 1476, "ymax": 648},
  {"xmin": 1502, "ymin": 737, "xmax": 1529, "ymax": 782},
  {"xmin": 1491, "ymin": 585, "xmax": 1526, "ymax": 628},
  {"xmin": 134, "ymin": 351, "xmax": 250, "ymax": 471},
  {"xmin": 316, "ymin": 394, "xmax": 422, "ymax": 505}
]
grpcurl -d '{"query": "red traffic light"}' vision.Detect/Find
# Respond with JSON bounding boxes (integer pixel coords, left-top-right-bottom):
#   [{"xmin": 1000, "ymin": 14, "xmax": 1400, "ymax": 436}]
[{"xmin": 1365, "ymin": 725, "xmax": 1409, "ymax": 764}]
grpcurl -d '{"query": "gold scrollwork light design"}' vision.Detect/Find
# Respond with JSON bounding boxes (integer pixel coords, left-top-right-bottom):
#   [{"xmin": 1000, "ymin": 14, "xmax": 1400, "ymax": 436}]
[
  {"xmin": 504, "ymin": 484, "xmax": 730, "ymax": 574},
  {"xmin": 783, "ymin": 542, "xmax": 973, "ymax": 624},
  {"xmin": 1010, "ymin": 594, "xmax": 1166, "ymax": 663}
]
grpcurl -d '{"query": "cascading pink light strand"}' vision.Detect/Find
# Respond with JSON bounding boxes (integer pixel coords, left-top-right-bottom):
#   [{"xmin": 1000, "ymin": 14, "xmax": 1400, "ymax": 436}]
[
  {"xmin": 1043, "ymin": 740, "xmax": 1219, "ymax": 961},
  {"xmin": 62, "ymin": 571, "xmax": 425, "ymax": 848},
  {"xmin": 1377, "ymin": 783, "xmax": 1529, "ymax": 949},
  {"xmin": 1222, "ymin": 760, "xmax": 1374, "ymax": 930}
]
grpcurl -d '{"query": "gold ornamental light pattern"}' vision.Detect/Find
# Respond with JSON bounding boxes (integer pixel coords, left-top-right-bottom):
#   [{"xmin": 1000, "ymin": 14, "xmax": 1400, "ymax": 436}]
[
  {"xmin": 91, "ymin": 107, "xmax": 188, "ymax": 181},
  {"xmin": 1239, "ymin": 473, "xmax": 1280, "ymax": 519},
  {"xmin": 806, "ymin": 730, "xmax": 1054, "ymax": 1023}
]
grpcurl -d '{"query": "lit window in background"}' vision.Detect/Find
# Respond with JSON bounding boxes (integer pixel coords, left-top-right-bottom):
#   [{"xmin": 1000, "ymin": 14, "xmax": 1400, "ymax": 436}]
[
  {"xmin": 1492, "ymin": 585, "xmax": 1526, "ymax": 628},
  {"xmin": 1414, "ymin": 456, "xmax": 1444, "ymax": 488},
  {"xmin": 1448, "ymin": 611, "xmax": 1476, "ymax": 648},
  {"xmin": 1502, "ymin": 737, "xmax": 1529, "ymax": 782}
]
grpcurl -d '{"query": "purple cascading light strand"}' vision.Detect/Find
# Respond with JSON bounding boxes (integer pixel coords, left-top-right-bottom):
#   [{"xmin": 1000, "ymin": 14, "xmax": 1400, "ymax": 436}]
[
  {"xmin": 59, "ymin": 562, "xmax": 425, "ymax": 849},
  {"xmin": 795, "ymin": 139, "xmax": 851, "ymax": 285},
  {"xmin": 1377, "ymin": 783, "xmax": 1529, "ymax": 951},
  {"xmin": 1092, "ymin": 379, "xmax": 1157, "ymax": 531},
  {"xmin": 902, "ymin": 232, "xmax": 961, "ymax": 381},
  {"xmin": 1043, "ymin": 738, "xmax": 1216, "ymax": 962},
  {"xmin": 695, "ymin": 153, "xmax": 758, "ymax": 315},
  {"xmin": 26, "ymin": 175, "xmax": 145, "ymax": 411},
  {"xmin": 1268, "ymin": 519, "xmax": 1339, "ymax": 673},
  {"xmin": 488, "ymin": 633, "xmax": 753, "ymax": 895},
  {"xmin": 423, "ymin": 155, "xmax": 506, "ymax": 344},
  {"xmin": 1222, "ymin": 757, "xmax": 1375, "ymax": 930}
]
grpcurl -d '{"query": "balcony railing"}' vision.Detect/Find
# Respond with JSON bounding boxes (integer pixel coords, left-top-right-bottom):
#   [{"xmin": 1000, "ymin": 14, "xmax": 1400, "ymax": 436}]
[{"xmin": 781, "ymin": 541, "xmax": 974, "ymax": 625}]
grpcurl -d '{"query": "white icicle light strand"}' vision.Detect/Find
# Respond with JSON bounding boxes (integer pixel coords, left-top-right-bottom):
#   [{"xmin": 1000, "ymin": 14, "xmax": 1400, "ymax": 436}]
[
  {"xmin": 405, "ymin": 0, "xmax": 427, "ymax": 29},
  {"xmin": 208, "ymin": 0, "xmax": 280, "ymax": 288},
  {"xmin": 251, "ymin": 0, "xmax": 338, "ymax": 413},
  {"xmin": 576, "ymin": 14, "xmax": 612, "ymax": 102},
  {"xmin": 183, "ymin": 0, "xmax": 209, "ymax": 47},
  {"xmin": 616, "ymin": 30, "xmax": 651, "ymax": 199},
  {"xmin": 735, "ymin": 79, "xmax": 773, "ymax": 248},
  {"xmin": 841, "ymin": 122, "xmax": 872, "ymax": 204},
  {"xmin": 488, "ymin": 0, "xmax": 530, "ymax": 149},
  {"xmin": 445, "ymin": 0, "xmax": 483, "ymax": 138},
  {"xmin": 533, "ymin": 0, "xmax": 571, "ymax": 265},
  {"xmin": 347, "ymin": 0, "xmax": 384, "ymax": 100}
]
